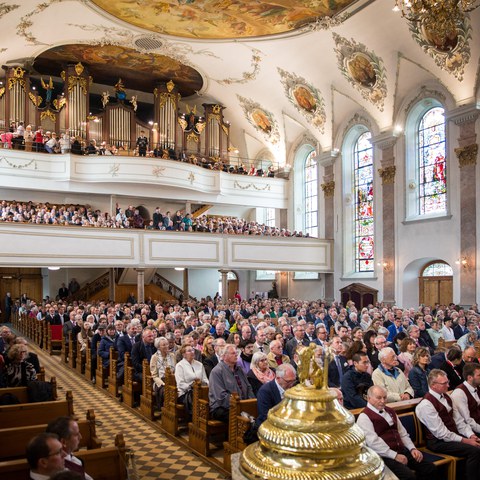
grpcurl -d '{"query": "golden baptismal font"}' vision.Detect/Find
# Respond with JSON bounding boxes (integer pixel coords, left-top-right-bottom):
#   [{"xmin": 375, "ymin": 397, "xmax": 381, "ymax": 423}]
[{"xmin": 240, "ymin": 344, "xmax": 384, "ymax": 479}]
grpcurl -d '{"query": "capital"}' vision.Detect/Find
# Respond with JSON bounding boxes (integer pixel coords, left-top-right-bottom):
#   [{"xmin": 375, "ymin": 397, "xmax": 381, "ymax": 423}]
[
  {"xmin": 455, "ymin": 143, "xmax": 478, "ymax": 168},
  {"xmin": 321, "ymin": 180, "xmax": 335, "ymax": 197},
  {"xmin": 378, "ymin": 165, "xmax": 396, "ymax": 185}
]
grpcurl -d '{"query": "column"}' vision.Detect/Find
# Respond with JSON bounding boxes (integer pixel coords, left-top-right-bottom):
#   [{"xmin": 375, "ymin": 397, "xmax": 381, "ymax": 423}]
[
  {"xmin": 185, "ymin": 201, "xmax": 192, "ymax": 215},
  {"xmin": 372, "ymin": 132, "xmax": 398, "ymax": 305},
  {"xmin": 219, "ymin": 269, "xmax": 229, "ymax": 301},
  {"xmin": 448, "ymin": 105, "xmax": 480, "ymax": 306},
  {"xmin": 183, "ymin": 268, "xmax": 189, "ymax": 300},
  {"xmin": 136, "ymin": 268, "xmax": 145, "ymax": 304},
  {"xmin": 319, "ymin": 150, "xmax": 338, "ymax": 303},
  {"xmin": 109, "ymin": 268, "xmax": 116, "ymax": 302}
]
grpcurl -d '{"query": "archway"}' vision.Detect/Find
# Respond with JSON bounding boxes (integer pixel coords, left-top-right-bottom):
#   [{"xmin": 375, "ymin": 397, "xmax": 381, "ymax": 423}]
[
  {"xmin": 419, "ymin": 261, "xmax": 453, "ymax": 307},
  {"xmin": 218, "ymin": 271, "xmax": 239, "ymax": 301}
]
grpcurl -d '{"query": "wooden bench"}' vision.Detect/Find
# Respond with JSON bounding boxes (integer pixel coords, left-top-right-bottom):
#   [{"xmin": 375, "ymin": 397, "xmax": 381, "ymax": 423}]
[
  {"xmin": 61, "ymin": 332, "xmax": 69, "ymax": 364},
  {"xmin": 350, "ymin": 396, "xmax": 422, "ymax": 418},
  {"xmin": 76, "ymin": 339, "xmax": 87, "ymax": 375},
  {"xmin": 122, "ymin": 352, "xmax": 141, "ymax": 407},
  {"xmin": 95, "ymin": 341, "xmax": 110, "ymax": 389},
  {"xmin": 140, "ymin": 358, "xmax": 155, "ymax": 420},
  {"xmin": 223, "ymin": 393, "xmax": 257, "ymax": 471},
  {"xmin": 68, "ymin": 331, "xmax": 77, "ymax": 369},
  {"xmin": 0, "ymin": 409, "xmax": 102, "ymax": 460},
  {"xmin": 85, "ymin": 341, "xmax": 94, "ymax": 381},
  {"xmin": 0, "ymin": 377, "xmax": 58, "ymax": 403},
  {"xmin": 108, "ymin": 347, "xmax": 120, "ymax": 397},
  {"xmin": 0, "ymin": 391, "xmax": 74, "ymax": 428},
  {"xmin": 47, "ymin": 324, "xmax": 63, "ymax": 355},
  {"xmin": 437, "ymin": 338, "xmax": 457, "ymax": 351},
  {"xmin": 0, "ymin": 433, "xmax": 128, "ymax": 480},
  {"xmin": 188, "ymin": 380, "xmax": 225, "ymax": 457},
  {"xmin": 161, "ymin": 367, "xmax": 187, "ymax": 435}
]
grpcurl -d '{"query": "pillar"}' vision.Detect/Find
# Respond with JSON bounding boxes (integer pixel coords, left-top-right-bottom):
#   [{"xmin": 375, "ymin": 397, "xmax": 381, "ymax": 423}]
[
  {"xmin": 319, "ymin": 150, "xmax": 338, "ymax": 303},
  {"xmin": 373, "ymin": 132, "xmax": 398, "ymax": 305},
  {"xmin": 136, "ymin": 268, "xmax": 145, "ymax": 304},
  {"xmin": 183, "ymin": 268, "xmax": 189, "ymax": 300},
  {"xmin": 219, "ymin": 269, "xmax": 229, "ymax": 301},
  {"xmin": 109, "ymin": 268, "xmax": 116, "ymax": 302},
  {"xmin": 185, "ymin": 201, "xmax": 192, "ymax": 215},
  {"xmin": 448, "ymin": 105, "xmax": 480, "ymax": 306}
]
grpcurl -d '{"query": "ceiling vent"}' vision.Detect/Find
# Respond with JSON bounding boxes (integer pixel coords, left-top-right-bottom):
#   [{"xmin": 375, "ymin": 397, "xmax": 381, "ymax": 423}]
[{"xmin": 134, "ymin": 37, "xmax": 163, "ymax": 51}]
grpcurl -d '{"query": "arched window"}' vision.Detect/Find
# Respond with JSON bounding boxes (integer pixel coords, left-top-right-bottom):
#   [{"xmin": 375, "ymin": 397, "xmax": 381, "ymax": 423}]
[
  {"xmin": 418, "ymin": 107, "xmax": 447, "ymax": 215},
  {"xmin": 342, "ymin": 125, "xmax": 374, "ymax": 276},
  {"xmin": 304, "ymin": 151, "xmax": 318, "ymax": 237},
  {"xmin": 354, "ymin": 132, "xmax": 374, "ymax": 273},
  {"xmin": 422, "ymin": 262, "xmax": 453, "ymax": 277},
  {"xmin": 405, "ymin": 99, "xmax": 447, "ymax": 220}
]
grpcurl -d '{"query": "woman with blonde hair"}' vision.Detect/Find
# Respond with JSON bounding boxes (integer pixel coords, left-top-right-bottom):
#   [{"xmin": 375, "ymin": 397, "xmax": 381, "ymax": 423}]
[{"xmin": 6, "ymin": 344, "xmax": 37, "ymax": 387}]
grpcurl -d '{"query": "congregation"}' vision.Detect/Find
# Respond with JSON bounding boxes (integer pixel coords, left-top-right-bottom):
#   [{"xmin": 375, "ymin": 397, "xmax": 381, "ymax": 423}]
[{"xmin": 2, "ymin": 293, "xmax": 480, "ymax": 479}]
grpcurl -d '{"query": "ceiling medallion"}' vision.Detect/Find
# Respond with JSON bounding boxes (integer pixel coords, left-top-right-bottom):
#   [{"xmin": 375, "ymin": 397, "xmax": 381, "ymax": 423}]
[
  {"xmin": 333, "ymin": 33, "xmax": 387, "ymax": 112},
  {"xmin": 238, "ymin": 95, "xmax": 280, "ymax": 145},
  {"xmin": 278, "ymin": 68, "xmax": 326, "ymax": 133}
]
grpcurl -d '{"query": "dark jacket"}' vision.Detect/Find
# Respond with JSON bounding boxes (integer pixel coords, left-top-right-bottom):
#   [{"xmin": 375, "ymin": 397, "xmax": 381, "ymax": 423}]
[
  {"xmin": 328, "ymin": 354, "xmax": 348, "ymax": 388},
  {"xmin": 341, "ymin": 366, "xmax": 373, "ymax": 409},
  {"xmin": 255, "ymin": 379, "xmax": 282, "ymax": 427},
  {"xmin": 408, "ymin": 365, "xmax": 430, "ymax": 398}
]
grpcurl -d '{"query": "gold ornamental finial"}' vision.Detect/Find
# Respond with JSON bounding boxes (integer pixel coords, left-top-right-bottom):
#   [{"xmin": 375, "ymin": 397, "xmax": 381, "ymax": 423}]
[
  {"xmin": 240, "ymin": 345, "xmax": 384, "ymax": 479},
  {"xmin": 166, "ymin": 80, "xmax": 175, "ymax": 92},
  {"xmin": 74, "ymin": 62, "xmax": 84, "ymax": 76}
]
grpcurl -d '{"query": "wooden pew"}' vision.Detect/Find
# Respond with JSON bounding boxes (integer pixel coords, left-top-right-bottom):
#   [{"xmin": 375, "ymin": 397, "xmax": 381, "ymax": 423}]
[
  {"xmin": 437, "ymin": 338, "xmax": 457, "ymax": 351},
  {"xmin": 76, "ymin": 339, "xmax": 87, "ymax": 375},
  {"xmin": 188, "ymin": 380, "xmax": 225, "ymax": 457},
  {"xmin": 36, "ymin": 366, "xmax": 46, "ymax": 382},
  {"xmin": 0, "ymin": 409, "xmax": 102, "ymax": 460},
  {"xmin": 0, "ymin": 433, "xmax": 128, "ymax": 480},
  {"xmin": 349, "ymin": 396, "xmax": 422, "ymax": 419},
  {"xmin": 61, "ymin": 332, "xmax": 69, "ymax": 364},
  {"xmin": 68, "ymin": 331, "xmax": 77, "ymax": 369},
  {"xmin": 223, "ymin": 393, "xmax": 258, "ymax": 471},
  {"xmin": 47, "ymin": 324, "xmax": 63, "ymax": 355},
  {"xmin": 122, "ymin": 352, "xmax": 141, "ymax": 407},
  {"xmin": 85, "ymin": 342, "xmax": 94, "ymax": 381},
  {"xmin": 0, "ymin": 377, "xmax": 58, "ymax": 403},
  {"xmin": 96, "ymin": 342, "xmax": 109, "ymax": 389},
  {"xmin": 108, "ymin": 347, "xmax": 120, "ymax": 397},
  {"xmin": 0, "ymin": 391, "xmax": 74, "ymax": 428},
  {"xmin": 161, "ymin": 367, "xmax": 187, "ymax": 435},
  {"xmin": 140, "ymin": 358, "xmax": 155, "ymax": 420}
]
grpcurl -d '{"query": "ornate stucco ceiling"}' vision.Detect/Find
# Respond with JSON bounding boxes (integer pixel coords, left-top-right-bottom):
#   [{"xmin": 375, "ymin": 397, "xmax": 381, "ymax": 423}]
[
  {"xmin": 89, "ymin": 0, "xmax": 356, "ymax": 39},
  {"xmin": 0, "ymin": 0, "xmax": 479, "ymax": 165}
]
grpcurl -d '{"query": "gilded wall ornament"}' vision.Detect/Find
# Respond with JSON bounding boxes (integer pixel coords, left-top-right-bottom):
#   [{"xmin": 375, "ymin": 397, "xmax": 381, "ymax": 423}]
[
  {"xmin": 333, "ymin": 33, "xmax": 387, "ymax": 111},
  {"xmin": 455, "ymin": 143, "xmax": 478, "ymax": 167},
  {"xmin": 166, "ymin": 80, "xmax": 175, "ymax": 92},
  {"xmin": 299, "ymin": 12, "xmax": 350, "ymax": 32},
  {"xmin": 237, "ymin": 95, "xmax": 280, "ymax": 144},
  {"xmin": 67, "ymin": 76, "xmax": 87, "ymax": 95},
  {"xmin": 28, "ymin": 92, "xmax": 41, "ymax": 107},
  {"xmin": 214, "ymin": 48, "xmax": 262, "ymax": 85},
  {"xmin": 0, "ymin": 87, "xmax": 5, "ymax": 98},
  {"xmin": 53, "ymin": 97, "xmax": 66, "ymax": 111},
  {"xmin": 407, "ymin": 16, "xmax": 471, "ymax": 81},
  {"xmin": 40, "ymin": 109, "xmax": 56, "ymax": 122},
  {"xmin": 188, "ymin": 172, "xmax": 195, "ymax": 184},
  {"xmin": 321, "ymin": 180, "xmax": 335, "ymax": 197},
  {"xmin": 278, "ymin": 68, "xmax": 326, "ymax": 133},
  {"xmin": 378, "ymin": 165, "xmax": 396, "ymax": 185},
  {"xmin": 234, "ymin": 181, "xmax": 271, "ymax": 191},
  {"xmin": 0, "ymin": 157, "xmax": 37, "ymax": 169},
  {"xmin": 0, "ymin": 3, "xmax": 20, "ymax": 19},
  {"xmin": 74, "ymin": 62, "xmax": 84, "ymax": 76},
  {"xmin": 109, "ymin": 164, "xmax": 120, "ymax": 177},
  {"xmin": 152, "ymin": 166, "xmax": 165, "ymax": 177}
]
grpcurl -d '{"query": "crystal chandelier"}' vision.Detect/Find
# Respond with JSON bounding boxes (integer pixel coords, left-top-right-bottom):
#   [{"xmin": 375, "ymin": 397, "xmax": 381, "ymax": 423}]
[{"xmin": 393, "ymin": 1, "xmax": 479, "ymax": 41}]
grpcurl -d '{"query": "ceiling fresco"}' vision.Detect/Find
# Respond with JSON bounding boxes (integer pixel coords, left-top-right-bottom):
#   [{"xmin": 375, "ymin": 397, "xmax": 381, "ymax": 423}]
[
  {"xmin": 33, "ymin": 44, "xmax": 204, "ymax": 96},
  {"xmin": 89, "ymin": 0, "xmax": 357, "ymax": 39}
]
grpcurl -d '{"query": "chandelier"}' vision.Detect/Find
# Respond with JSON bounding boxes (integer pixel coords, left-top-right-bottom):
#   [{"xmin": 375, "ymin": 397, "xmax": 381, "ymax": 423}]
[{"xmin": 393, "ymin": 1, "xmax": 480, "ymax": 42}]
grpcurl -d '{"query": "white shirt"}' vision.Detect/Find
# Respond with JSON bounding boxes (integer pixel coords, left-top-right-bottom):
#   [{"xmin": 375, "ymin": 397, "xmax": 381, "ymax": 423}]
[
  {"xmin": 356, "ymin": 403, "xmax": 416, "ymax": 459},
  {"xmin": 441, "ymin": 325, "xmax": 455, "ymax": 341},
  {"xmin": 174, "ymin": 358, "xmax": 208, "ymax": 397},
  {"xmin": 415, "ymin": 389, "xmax": 473, "ymax": 442},
  {"xmin": 451, "ymin": 381, "xmax": 480, "ymax": 434}
]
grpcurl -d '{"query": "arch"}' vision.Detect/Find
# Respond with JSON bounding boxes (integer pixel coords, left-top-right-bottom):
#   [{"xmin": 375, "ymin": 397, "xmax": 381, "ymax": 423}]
[{"xmin": 421, "ymin": 260, "xmax": 453, "ymax": 277}]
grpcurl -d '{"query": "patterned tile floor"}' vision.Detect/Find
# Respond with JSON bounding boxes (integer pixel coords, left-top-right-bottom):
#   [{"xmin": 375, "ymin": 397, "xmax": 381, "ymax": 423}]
[{"xmin": 23, "ymin": 337, "xmax": 229, "ymax": 480}]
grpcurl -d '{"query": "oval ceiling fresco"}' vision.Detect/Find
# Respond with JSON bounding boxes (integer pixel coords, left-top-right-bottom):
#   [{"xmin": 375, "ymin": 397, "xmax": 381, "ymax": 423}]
[
  {"xmin": 89, "ymin": 0, "xmax": 356, "ymax": 40},
  {"xmin": 34, "ymin": 44, "xmax": 203, "ymax": 96}
]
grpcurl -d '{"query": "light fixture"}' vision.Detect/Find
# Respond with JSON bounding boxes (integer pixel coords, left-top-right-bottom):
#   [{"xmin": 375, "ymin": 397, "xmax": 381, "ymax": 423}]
[
  {"xmin": 393, "ymin": 1, "xmax": 480, "ymax": 43},
  {"xmin": 174, "ymin": 267, "xmax": 185, "ymax": 271},
  {"xmin": 48, "ymin": 267, "xmax": 60, "ymax": 271},
  {"xmin": 377, "ymin": 261, "xmax": 390, "ymax": 271},
  {"xmin": 455, "ymin": 257, "xmax": 469, "ymax": 269}
]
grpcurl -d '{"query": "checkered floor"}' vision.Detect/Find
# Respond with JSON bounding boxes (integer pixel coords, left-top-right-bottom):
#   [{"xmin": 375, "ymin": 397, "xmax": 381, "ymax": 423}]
[{"xmin": 24, "ymin": 338, "xmax": 229, "ymax": 480}]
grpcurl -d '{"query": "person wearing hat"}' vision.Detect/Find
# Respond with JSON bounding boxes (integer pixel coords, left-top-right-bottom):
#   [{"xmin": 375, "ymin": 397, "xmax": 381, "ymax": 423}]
[{"xmin": 98, "ymin": 324, "xmax": 118, "ymax": 368}]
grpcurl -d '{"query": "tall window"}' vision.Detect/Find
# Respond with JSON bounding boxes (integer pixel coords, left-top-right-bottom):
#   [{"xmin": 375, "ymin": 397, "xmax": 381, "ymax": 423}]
[
  {"xmin": 265, "ymin": 208, "xmax": 275, "ymax": 227},
  {"xmin": 304, "ymin": 151, "xmax": 318, "ymax": 237},
  {"xmin": 418, "ymin": 107, "xmax": 446, "ymax": 215},
  {"xmin": 354, "ymin": 132, "xmax": 374, "ymax": 273}
]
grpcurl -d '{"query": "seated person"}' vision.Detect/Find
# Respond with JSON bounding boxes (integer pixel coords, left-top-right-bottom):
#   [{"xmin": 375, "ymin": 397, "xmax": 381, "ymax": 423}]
[
  {"xmin": 26, "ymin": 432, "xmax": 66, "ymax": 480},
  {"xmin": 247, "ymin": 351, "xmax": 275, "ymax": 396},
  {"xmin": 341, "ymin": 352, "xmax": 373, "ymax": 409}
]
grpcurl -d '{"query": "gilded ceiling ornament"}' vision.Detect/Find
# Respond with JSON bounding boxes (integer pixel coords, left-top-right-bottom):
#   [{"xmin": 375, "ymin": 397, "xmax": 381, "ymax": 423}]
[
  {"xmin": 299, "ymin": 12, "xmax": 350, "ymax": 32},
  {"xmin": 0, "ymin": 3, "xmax": 20, "ymax": 19},
  {"xmin": 455, "ymin": 143, "xmax": 478, "ymax": 167},
  {"xmin": 16, "ymin": 0, "xmax": 62, "ymax": 45},
  {"xmin": 237, "ymin": 95, "xmax": 280, "ymax": 145},
  {"xmin": 40, "ymin": 109, "xmax": 56, "ymax": 122},
  {"xmin": 378, "ymin": 165, "xmax": 396, "ymax": 185},
  {"xmin": 333, "ymin": 33, "xmax": 387, "ymax": 112},
  {"xmin": 75, "ymin": 62, "xmax": 84, "ymax": 76},
  {"xmin": 214, "ymin": 48, "xmax": 262, "ymax": 85},
  {"xmin": 407, "ymin": 15, "xmax": 472, "ymax": 81},
  {"xmin": 278, "ymin": 68, "xmax": 326, "ymax": 133},
  {"xmin": 321, "ymin": 180, "xmax": 335, "ymax": 197},
  {"xmin": 166, "ymin": 80, "xmax": 175, "ymax": 92}
]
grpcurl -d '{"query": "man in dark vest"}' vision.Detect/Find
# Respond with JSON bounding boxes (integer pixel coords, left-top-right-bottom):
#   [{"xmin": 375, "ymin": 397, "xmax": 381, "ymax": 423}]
[
  {"xmin": 357, "ymin": 385, "xmax": 438, "ymax": 480},
  {"xmin": 416, "ymin": 369, "xmax": 480, "ymax": 480},
  {"xmin": 451, "ymin": 362, "xmax": 480, "ymax": 434}
]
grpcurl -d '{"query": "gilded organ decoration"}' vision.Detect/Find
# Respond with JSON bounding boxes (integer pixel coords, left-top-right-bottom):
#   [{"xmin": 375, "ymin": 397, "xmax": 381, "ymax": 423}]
[
  {"xmin": 238, "ymin": 95, "xmax": 280, "ymax": 144},
  {"xmin": 89, "ymin": 0, "xmax": 356, "ymax": 39},
  {"xmin": 278, "ymin": 68, "xmax": 326, "ymax": 133},
  {"xmin": 178, "ymin": 105, "xmax": 205, "ymax": 135},
  {"xmin": 333, "ymin": 33, "xmax": 387, "ymax": 111},
  {"xmin": 8, "ymin": 67, "xmax": 26, "ymax": 91},
  {"xmin": 408, "ymin": 16, "xmax": 472, "ymax": 81}
]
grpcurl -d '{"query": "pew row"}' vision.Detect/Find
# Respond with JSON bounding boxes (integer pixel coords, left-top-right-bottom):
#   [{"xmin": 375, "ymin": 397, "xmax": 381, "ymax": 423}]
[
  {"xmin": 161, "ymin": 367, "xmax": 187, "ymax": 436},
  {"xmin": 0, "ymin": 377, "xmax": 57, "ymax": 403}
]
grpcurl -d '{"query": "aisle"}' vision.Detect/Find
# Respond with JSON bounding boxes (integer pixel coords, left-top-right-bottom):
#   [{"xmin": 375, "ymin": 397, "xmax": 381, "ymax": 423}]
[{"xmin": 26, "ymin": 340, "xmax": 227, "ymax": 480}]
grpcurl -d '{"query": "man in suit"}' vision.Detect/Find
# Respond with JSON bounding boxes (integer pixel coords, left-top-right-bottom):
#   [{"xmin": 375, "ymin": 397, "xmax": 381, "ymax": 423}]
[
  {"xmin": 26, "ymin": 433, "xmax": 66, "ymax": 479},
  {"xmin": 58, "ymin": 283, "xmax": 69, "ymax": 301},
  {"xmin": 285, "ymin": 324, "xmax": 310, "ymax": 360},
  {"xmin": 454, "ymin": 317, "xmax": 469, "ymax": 339},
  {"xmin": 136, "ymin": 130, "xmax": 148, "ymax": 157},
  {"xmin": 328, "ymin": 335, "xmax": 348, "ymax": 388},
  {"xmin": 430, "ymin": 346, "xmax": 464, "ymax": 389},
  {"xmin": 357, "ymin": 385, "xmax": 439, "ymax": 480},
  {"xmin": 203, "ymin": 338, "xmax": 225, "ymax": 378},
  {"xmin": 255, "ymin": 364, "xmax": 297, "ymax": 427},
  {"xmin": 131, "ymin": 327, "xmax": 155, "ymax": 382},
  {"xmin": 45, "ymin": 306, "xmax": 62, "ymax": 325},
  {"xmin": 63, "ymin": 312, "xmax": 81, "ymax": 342}
]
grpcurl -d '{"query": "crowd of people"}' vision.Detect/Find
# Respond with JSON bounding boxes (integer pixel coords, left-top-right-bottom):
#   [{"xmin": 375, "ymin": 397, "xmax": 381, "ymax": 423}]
[
  {"xmin": 2, "ymin": 294, "xmax": 480, "ymax": 479},
  {"xmin": 0, "ymin": 199, "xmax": 310, "ymax": 236}
]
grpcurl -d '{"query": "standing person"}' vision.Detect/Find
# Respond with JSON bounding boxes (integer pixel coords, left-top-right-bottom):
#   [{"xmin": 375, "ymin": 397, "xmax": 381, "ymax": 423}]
[
  {"xmin": 4, "ymin": 292, "xmax": 12, "ymax": 322},
  {"xmin": 136, "ymin": 130, "xmax": 148, "ymax": 157},
  {"xmin": 24, "ymin": 125, "xmax": 34, "ymax": 152},
  {"xmin": 59, "ymin": 131, "xmax": 71, "ymax": 154}
]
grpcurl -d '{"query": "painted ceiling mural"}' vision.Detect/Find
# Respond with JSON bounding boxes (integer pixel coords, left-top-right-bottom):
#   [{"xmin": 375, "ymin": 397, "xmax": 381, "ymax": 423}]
[
  {"xmin": 89, "ymin": 0, "xmax": 357, "ymax": 39},
  {"xmin": 238, "ymin": 95, "xmax": 280, "ymax": 144},
  {"xmin": 33, "ymin": 44, "xmax": 204, "ymax": 96}
]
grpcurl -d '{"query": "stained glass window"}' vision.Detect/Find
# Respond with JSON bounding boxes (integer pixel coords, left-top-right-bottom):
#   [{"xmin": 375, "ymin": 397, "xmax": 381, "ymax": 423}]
[
  {"xmin": 354, "ymin": 131, "xmax": 374, "ymax": 273},
  {"xmin": 304, "ymin": 151, "xmax": 318, "ymax": 238},
  {"xmin": 418, "ymin": 107, "xmax": 446, "ymax": 215},
  {"xmin": 422, "ymin": 262, "xmax": 453, "ymax": 277}
]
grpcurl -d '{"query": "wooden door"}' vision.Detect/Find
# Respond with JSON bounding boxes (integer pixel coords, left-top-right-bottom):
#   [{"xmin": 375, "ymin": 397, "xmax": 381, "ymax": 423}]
[
  {"xmin": 227, "ymin": 278, "xmax": 238, "ymax": 302},
  {"xmin": 419, "ymin": 276, "xmax": 453, "ymax": 306}
]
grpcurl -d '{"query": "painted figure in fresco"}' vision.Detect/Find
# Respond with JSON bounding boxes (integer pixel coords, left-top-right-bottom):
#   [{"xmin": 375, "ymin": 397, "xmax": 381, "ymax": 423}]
[
  {"xmin": 293, "ymin": 85, "xmax": 316, "ymax": 112},
  {"xmin": 347, "ymin": 53, "xmax": 376, "ymax": 88},
  {"xmin": 251, "ymin": 109, "xmax": 271, "ymax": 134}
]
